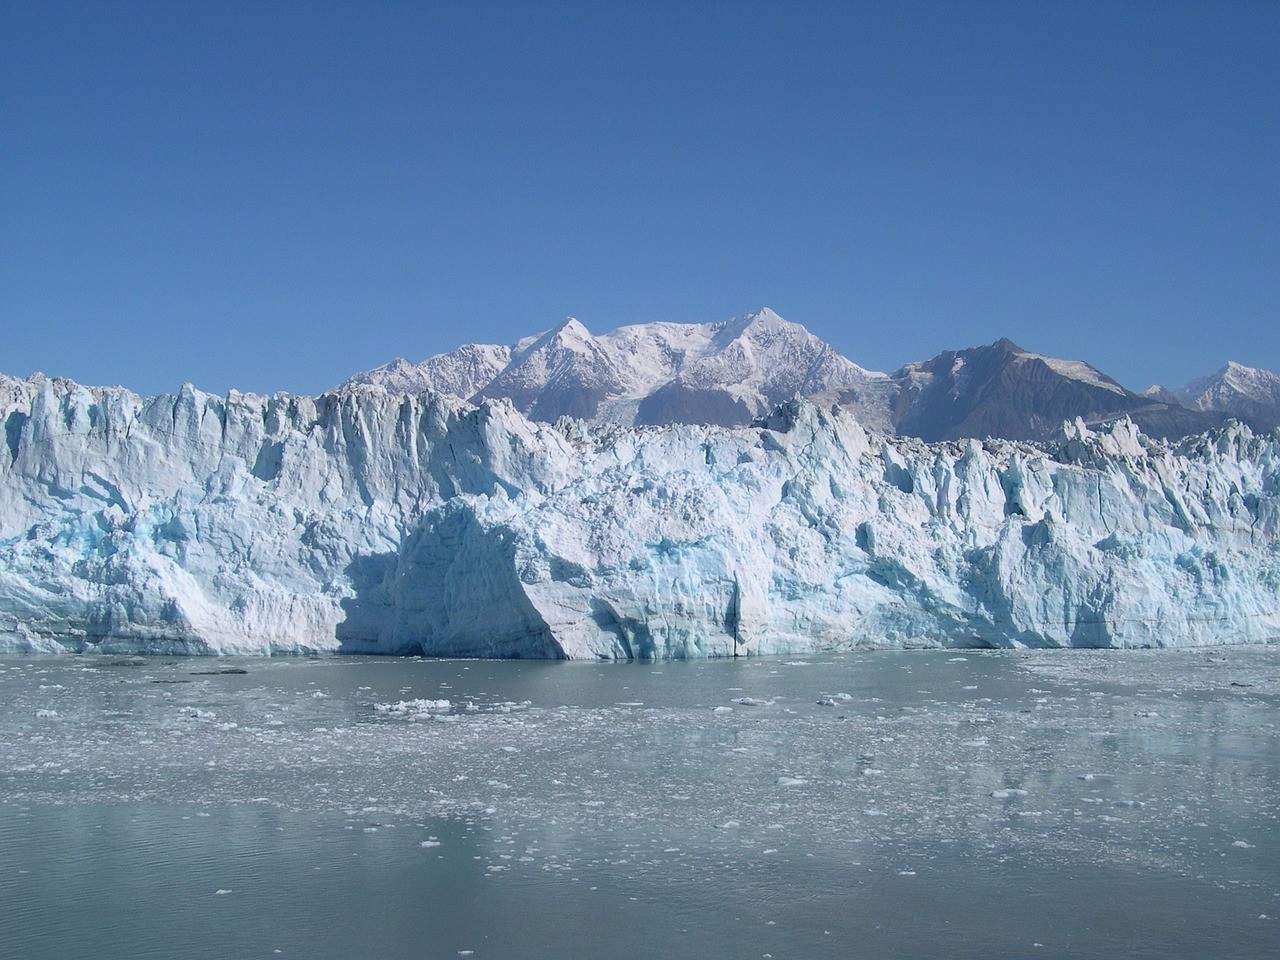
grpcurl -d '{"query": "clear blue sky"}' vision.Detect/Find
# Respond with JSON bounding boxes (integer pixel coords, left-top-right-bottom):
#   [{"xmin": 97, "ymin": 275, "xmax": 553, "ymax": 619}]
[{"xmin": 2, "ymin": 1, "xmax": 1276, "ymax": 396}]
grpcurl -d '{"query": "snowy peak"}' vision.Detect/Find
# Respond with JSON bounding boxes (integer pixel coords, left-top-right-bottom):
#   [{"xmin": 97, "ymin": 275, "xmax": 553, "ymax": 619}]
[
  {"xmin": 521, "ymin": 317, "xmax": 593, "ymax": 354},
  {"xmin": 706, "ymin": 308, "xmax": 873, "ymax": 379},
  {"xmin": 1177, "ymin": 360, "xmax": 1280, "ymax": 405},
  {"xmin": 1142, "ymin": 384, "xmax": 1181, "ymax": 404},
  {"xmin": 344, "ymin": 308, "xmax": 888, "ymax": 429},
  {"xmin": 1173, "ymin": 361, "xmax": 1280, "ymax": 430},
  {"xmin": 745, "ymin": 305, "xmax": 786, "ymax": 327},
  {"xmin": 476, "ymin": 317, "xmax": 636, "ymax": 421},
  {"xmin": 710, "ymin": 306, "xmax": 790, "ymax": 343},
  {"xmin": 635, "ymin": 308, "xmax": 889, "ymax": 428}
]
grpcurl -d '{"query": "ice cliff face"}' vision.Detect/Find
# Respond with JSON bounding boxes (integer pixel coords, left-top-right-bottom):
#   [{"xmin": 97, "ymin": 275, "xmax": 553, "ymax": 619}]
[{"xmin": 2, "ymin": 373, "xmax": 1278, "ymax": 657}]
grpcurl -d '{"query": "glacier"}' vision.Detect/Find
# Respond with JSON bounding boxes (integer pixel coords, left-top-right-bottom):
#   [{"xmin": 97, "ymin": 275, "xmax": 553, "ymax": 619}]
[{"xmin": 1, "ymin": 372, "xmax": 1278, "ymax": 658}]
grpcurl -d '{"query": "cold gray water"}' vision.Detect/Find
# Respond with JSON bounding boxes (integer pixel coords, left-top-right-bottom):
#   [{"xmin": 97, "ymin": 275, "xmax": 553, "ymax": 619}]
[{"xmin": 2, "ymin": 648, "xmax": 1277, "ymax": 959}]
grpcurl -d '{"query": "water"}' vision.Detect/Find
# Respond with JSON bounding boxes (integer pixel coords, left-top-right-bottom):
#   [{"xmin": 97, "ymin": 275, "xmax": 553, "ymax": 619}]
[{"xmin": 2, "ymin": 648, "xmax": 1278, "ymax": 958}]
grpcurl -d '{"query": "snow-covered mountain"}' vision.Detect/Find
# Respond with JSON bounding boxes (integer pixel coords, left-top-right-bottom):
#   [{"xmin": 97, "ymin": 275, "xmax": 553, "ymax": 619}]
[
  {"xmin": 1173, "ymin": 362, "xmax": 1280, "ymax": 432},
  {"xmin": 347, "ymin": 311, "xmax": 1259, "ymax": 442},
  {"xmin": 344, "ymin": 309, "xmax": 896, "ymax": 431},
  {"xmin": 346, "ymin": 343, "xmax": 513, "ymax": 399},
  {"xmin": 1, "ymin": 372, "xmax": 1277, "ymax": 657}
]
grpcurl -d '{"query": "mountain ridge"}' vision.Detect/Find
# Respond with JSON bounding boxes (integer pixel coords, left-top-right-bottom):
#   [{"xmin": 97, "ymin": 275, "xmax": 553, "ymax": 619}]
[{"xmin": 340, "ymin": 309, "xmax": 1279, "ymax": 441}]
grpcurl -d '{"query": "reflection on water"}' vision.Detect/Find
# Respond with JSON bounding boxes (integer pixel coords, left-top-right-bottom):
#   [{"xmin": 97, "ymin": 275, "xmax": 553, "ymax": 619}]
[{"xmin": 1, "ymin": 648, "xmax": 1277, "ymax": 959}]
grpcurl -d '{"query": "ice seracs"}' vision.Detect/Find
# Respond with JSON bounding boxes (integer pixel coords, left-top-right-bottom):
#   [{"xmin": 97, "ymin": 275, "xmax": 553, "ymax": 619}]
[{"xmin": 1, "ymin": 368, "xmax": 1277, "ymax": 658}]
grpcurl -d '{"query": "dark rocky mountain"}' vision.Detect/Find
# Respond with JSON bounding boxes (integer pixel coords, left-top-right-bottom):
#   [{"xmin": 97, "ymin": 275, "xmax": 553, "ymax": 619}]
[{"xmin": 889, "ymin": 339, "xmax": 1235, "ymax": 442}]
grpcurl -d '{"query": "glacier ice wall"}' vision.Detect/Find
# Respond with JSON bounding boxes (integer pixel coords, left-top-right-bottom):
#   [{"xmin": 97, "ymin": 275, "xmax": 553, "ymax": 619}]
[{"xmin": 1, "ymin": 374, "xmax": 1278, "ymax": 657}]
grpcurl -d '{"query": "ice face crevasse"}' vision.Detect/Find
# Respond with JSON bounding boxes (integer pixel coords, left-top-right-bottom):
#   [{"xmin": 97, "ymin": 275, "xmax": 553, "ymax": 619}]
[{"xmin": 1, "ymin": 374, "xmax": 1278, "ymax": 657}]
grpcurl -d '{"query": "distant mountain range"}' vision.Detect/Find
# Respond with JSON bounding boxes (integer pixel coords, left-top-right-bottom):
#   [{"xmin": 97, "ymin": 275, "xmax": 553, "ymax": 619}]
[{"xmin": 345, "ymin": 308, "xmax": 1280, "ymax": 441}]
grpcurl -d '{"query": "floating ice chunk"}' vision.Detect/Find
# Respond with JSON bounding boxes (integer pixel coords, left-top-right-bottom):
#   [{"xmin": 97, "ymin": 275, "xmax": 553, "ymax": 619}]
[
  {"xmin": 990, "ymin": 789, "xmax": 1029, "ymax": 799},
  {"xmin": 34, "ymin": 709, "xmax": 58, "ymax": 719},
  {"xmin": 489, "ymin": 701, "xmax": 531, "ymax": 713},
  {"xmin": 712, "ymin": 706, "xmax": 734, "ymax": 714},
  {"xmin": 420, "ymin": 840, "xmax": 441, "ymax": 848},
  {"xmin": 731, "ymin": 697, "xmax": 773, "ymax": 707},
  {"xmin": 1232, "ymin": 840, "xmax": 1254, "ymax": 849},
  {"xmin": 373, "ymin": 699, "xmax": 451, "ymax": 716},
  {"xmin": 775, "ymin": 776, "xmax": 807, "ymax": 787}
]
